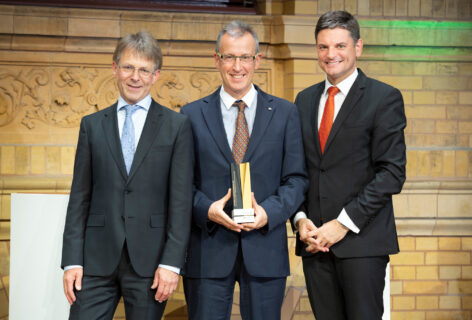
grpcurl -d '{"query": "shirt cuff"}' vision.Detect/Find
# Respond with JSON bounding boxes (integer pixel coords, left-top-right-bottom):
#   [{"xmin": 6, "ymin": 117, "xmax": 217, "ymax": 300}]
[
  {"xmin": 337, "ymin": 209, "xmax": 360, "ymax": 234},
  {"xmin": 64, "ymin": 265, "xmax": 83, "ymax": 271},
  {"xmin": 293, "ymin": 211, "xmax": 308, "ymax": 230},
  {"xmin": 158, "ymin": 264, "xmax": 180, "ymax": 275}
]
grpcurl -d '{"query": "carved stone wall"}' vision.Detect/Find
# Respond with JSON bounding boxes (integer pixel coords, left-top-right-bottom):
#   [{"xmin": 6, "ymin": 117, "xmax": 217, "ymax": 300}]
[{"xmin": 0, "ymin": 1, "xmax": 471, "ymax": 319}]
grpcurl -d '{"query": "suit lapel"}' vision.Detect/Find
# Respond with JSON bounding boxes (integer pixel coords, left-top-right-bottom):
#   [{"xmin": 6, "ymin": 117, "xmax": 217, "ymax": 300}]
[
  {"xmin": 324, "ymin": 70, "xmax": 366, "ymax": 154},
  {"xmin": 102, "ymin": 103, "xmax": 128, "ymax": 181},
  {"xmin": 201, "ymin": 89, "xmax": 234, "ymax": 164},
  {"xmin": 309, "ymin": 84, "xmax": 325, "ymax": 158},
  {"xmin": 244, "ymin": 87, "xmax": 275, "ymax": 161},
  {"xmin": 127, "ymin": 100, "xmax": 164, "ymax": 182}
]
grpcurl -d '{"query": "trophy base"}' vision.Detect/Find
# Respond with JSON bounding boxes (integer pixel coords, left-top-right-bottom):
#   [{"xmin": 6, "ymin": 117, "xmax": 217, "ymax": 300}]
[{"xmin": 232, "ymin": 208, "xmax": 255, "ymax": 224}]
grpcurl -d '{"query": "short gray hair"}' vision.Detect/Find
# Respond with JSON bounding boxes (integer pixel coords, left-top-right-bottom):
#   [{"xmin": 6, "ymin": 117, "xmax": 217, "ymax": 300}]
[
  {"xmin": 315, "ymin": 11, "xmax": 360, "ymax": 43},
  {"xmin": 216, "ymin": 20, "xmax": 260, "ymax": 54},
  {"xmin": 113, "ymin": 30, "xmax": 163, "ymax": 71}
]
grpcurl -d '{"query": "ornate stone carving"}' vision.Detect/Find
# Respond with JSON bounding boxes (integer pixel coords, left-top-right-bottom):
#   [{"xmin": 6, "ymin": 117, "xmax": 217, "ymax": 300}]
[{"xmin": 0, "ymin": 65, "xmax": 269, "ymax": 129}]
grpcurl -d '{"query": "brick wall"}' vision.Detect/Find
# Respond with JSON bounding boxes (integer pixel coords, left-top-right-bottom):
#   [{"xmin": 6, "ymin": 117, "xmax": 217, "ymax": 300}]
[{"xmin": 0, "ymin": 0, "xmax": 471, "ymax": 319}]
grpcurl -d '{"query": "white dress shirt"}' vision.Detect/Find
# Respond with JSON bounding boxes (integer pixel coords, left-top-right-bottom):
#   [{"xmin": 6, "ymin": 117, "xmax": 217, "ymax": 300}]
[
  {"xmin": 65, "ymin": 95, "xmax": 180, "ymax": 274},
  {"xmin": 220, "ymin": 84, "xmax": 258, "ymax": 148},
  {"xmin": 294, "ymin": 69, "xmax": 360, "ymax": 234}
]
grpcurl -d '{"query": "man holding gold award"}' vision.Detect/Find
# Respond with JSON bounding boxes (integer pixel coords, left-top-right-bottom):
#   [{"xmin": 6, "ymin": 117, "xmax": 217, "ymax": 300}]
[{"xmin": 181, "ymin": 20, "xmax": 309, "ymax": 320}]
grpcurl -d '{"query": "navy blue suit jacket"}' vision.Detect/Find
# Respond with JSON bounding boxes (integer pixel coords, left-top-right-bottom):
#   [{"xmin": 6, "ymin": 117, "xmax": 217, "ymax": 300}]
[{"xmin": 181, "ymin": 86, "xmax": 308, "ymax": 278}]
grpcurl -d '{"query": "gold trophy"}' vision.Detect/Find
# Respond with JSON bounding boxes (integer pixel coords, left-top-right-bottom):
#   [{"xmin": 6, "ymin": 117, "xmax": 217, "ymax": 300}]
[{"xmin": 231, "ymin": 162, "xmax": 255, "ymax": 223}]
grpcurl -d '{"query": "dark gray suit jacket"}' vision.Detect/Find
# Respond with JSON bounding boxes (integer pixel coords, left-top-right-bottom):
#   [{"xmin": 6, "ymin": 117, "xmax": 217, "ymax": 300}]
[
  {"xmin": 61, "ymin": 99, "xmax": 194, "ymax": 277},
  {"xmin": 294, "ymin": 69, "xmax": 406, "ymax": 258}
]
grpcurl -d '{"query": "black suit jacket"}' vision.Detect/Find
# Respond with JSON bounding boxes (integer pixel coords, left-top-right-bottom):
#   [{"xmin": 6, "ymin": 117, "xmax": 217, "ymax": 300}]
[
  {"xmin": 294, "ymin": 69, "xmax": 406, "ymax": 258},
  {"xmin": 61, "ymin": 99, "xmax": 194, "ymax": 277}
]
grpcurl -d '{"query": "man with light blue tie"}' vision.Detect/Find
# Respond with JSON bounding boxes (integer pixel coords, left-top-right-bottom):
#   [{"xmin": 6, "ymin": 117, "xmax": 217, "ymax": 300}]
[{"xmin": 61, "ymin": 31, "xmax": 193, "ymax": 320}]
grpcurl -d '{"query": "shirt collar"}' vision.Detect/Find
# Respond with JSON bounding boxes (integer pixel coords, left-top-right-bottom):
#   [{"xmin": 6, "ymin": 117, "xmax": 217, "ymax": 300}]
[
  {"xmin": 220, "ymin": 84, "xmax": 257, "ymax": 110},
  {"xmin": 117, "ymin": 94, "xmax": 152, "ymax": 111},
  {"xmin": 323, "ymin": 68, "xmax": 358, "ymax": 96}
]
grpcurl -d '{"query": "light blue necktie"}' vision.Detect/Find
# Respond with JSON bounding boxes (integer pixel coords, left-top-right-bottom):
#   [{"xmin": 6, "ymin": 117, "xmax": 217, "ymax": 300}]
[{"xmin": 121, "ymin": 105, "xmax": 140, "ymax": 174}]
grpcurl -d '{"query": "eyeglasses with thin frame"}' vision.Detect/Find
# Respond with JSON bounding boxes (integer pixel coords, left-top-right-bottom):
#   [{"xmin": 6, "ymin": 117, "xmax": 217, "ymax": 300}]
[
  {"xmin": 216, "ymin": 53, "xmax": 258, "ymax": 64},
  {"xmin": 118, "ymin": 65, "xmax": 156, "ymax": 78}
]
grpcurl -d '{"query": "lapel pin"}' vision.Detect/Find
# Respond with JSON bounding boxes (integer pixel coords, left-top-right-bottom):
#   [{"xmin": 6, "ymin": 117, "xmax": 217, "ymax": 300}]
[{"xmin": 268, "ymin": 107, "xmax": 272, "ymax": 111}]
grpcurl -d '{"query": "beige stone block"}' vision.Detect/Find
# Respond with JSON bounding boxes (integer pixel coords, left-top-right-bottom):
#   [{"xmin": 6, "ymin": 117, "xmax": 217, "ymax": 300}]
[
  {"xmin": 46, "ymin": 146, "xmax": 60, "ymax": 175},
  {"xmin": 443, "ymin": 150, "xmax": 455, "ymax": 177},
  {"xmin": 437, "ymin": 63, "xmax": 458, "ymax": 75},
  {"xmin": 292, "ymin": 0, "xmax": 317, "ymax": 15},
  {"xmin": 396, "ymin": 0, "xmax": 408, "ymax": 15},
  {"xmin": 65, "ymin": 38, "xmax": 117, "ymax": 53},
  {"xmin": 31, "ymin": 146, "xmax": 46, "ymax": 175},
  {"xmin": 438, "ymin": 237, "xmax": 461, "ymax": 250},
  {"xmin": 406, "ymin": 150, "xmax": 417, "ymax": 178},
  {"xmin": 15, "ymin": 146, "xmax": 29, "ymax": 175},
  {"xmin": 416, "ymin": 237, "xmax": 438, "ymax": 251},
  {"xmin": 463, "ymin": 238, "xmax": 472, "ymax": 250},
  {"xmin": 459, "ymin": 63, "xmax": 472, "ymax": 75},
  {"xmin": 393, "ymin": 296, "xmax": 415, "ymax": 310},
  {"xmin": 413, "ymin": 91, "xmax": 435, "ymax": 105},
  {"xmin": 459, "ymin": 91, "xmax": 472, "ymax": 105},
  {"xmin": 439, "ymin": 266, "xmax": 461, "ymax": 280},
  {"xmin": 448, "ymin": 280, "xmax": 472, "ymax": 294},
  {"xmin": 399, "ymin": 193, "xmax": 437, "ymax": 218},
  {"xmin": 426, "ymin": 252, "xmax": 470, "ymax": 265},
  {"xmin": 0, "ymin": 195, "xmax": 10, "ymax": 220},
  {"xmin": 383, "ymin": 0, "xmax": 396, "ymax": 16},
  {"xmin": 390, "ymin": 280, "xmax": 403, "ymax": 295},
  {"xmin": 420, "ymin": 0, "xmax": 433, "ymax": 16},
  {"xmin": 405, "ymin": 106, "xmax": 446, "ymax": 119},
  {"xmin": 1, "ymin": 146, "xmax": 15, "ymax": 174},
  {"xmin": 438, "ymin": 194, "xmax": 472, "ymax": 218},
  {"xmin": 391, "ymin": 252, "xmax": 424, "ymax": 265},
  {"xmin": 298, "ymin": 296, "xmax": 311, "ymax": 312},
  {"xmin": 414, "ymin": 62, "xmax": 435, "ymax": 75},
  {"xmin": 121, "ymin": 20, "xmax": 173, "ymax": 41},
  {"xmin": 433, "ymin": 219, "xmax": 472, "ymax": 236},
  {"xmin": 417, "ymin": 295, "xmax": 438, "ymax": 309},
  {"xmin": 358, "ymin": 0, "xmax": 370, "ymax": 15},
  {"xmin": 14, "ymin": 15, "xmax": 67, "ymax": 36},
  {"xmin": 463, "ymin": 266, "xmax": 472, "ymax": 279},
  {"xmin": 68, "ymin": 18, "xmax": 120, "ymax": 38},
  {"xmin": 393, "ymin": 266, "xmax": 416, "ymax": 280},
  {"xmin": 424, "ymin": 76, "xmax": 469, "ymax": 91},
  {"xmin": 412, "ymin": 119, "xmax": 435, "ymax": 133},
  {"xmin": 403, "ymin": 281, "xmax": 447, "ymax": 294},
  {"xmin": 426, "ymin": 311, "xmax": 471, "ymax": 320},
  {"xmin": 0, "ymin": 34, "xmax": 11, "ymax": 50},
  {"xmin": 0, "ymin": 222, "xmax": 9, "ymax": 241},
  {"xmin": 436, "ymin": 91, "xmax": 457, "ymax": 104},
  {"xmin": 345, "ymin": 0, "xmax": 358, "ymax": 14},
  {"xmin": 61, "ymin": 146, "xmax": 75, "ymax": 175},
  {"xmin": 448, "ymin": 106, "xmax": 472, "ymax": 121},
  {"xmin": 455, "ymin": 150, "xmax": 468, "ymax": 177},
  {"xmin": 430, "ymin": 151, "xmax": 442, "ymax": 177},
  {"xmin": 0, "ymin": 242, "xmax": 8, "ymax": 277},
  {"xmin": 289, "ymin": 59, "xmax": 317, "ymax": 75},
  {"xmin": 463, "ymin": 296, "xmax": 472, "ymax": 309},
  {"xmin": 12, "ymin": 35, "xmax": 65, "ymax": 51},
  {"xmin": 391, "ymin": 311, "xmax": 425, "ymax": 320},
  {"xmin": 436, "ymin": 120, "xmax": 458, "ymax": 134},
  {"xmin": 0, "ymin": 13, "xmax": 13, "ymax": 33},
  {"xmin": 416, "ymin": 150, "xmax": 431, "ymax": 177},
  {"xmin": 459, "ymin": 121, "xmax": 472, "ymax": 134},
  {"xmin": 391, "ymin": 62, "xmax": 413, "ymax": 75},
  {"xmin": 0, "ymin": 289, "xmax": 7, "ymax": 318},
  {"xmin": 377, "ymin": 76, "xmax": 422, "ymax": 90},
  {"xmin": 2, "ymin": 276, "xmax": 8, "ymax": 298},
  {"xmin": 402, "ymin": 90, "xmax": 412, "ymax": 105},
  {"xmin": 398, "ymin": 237, "xmax": 415, "ymax": 251},
  {"xmin": 292, "ymin": 313, "xmax": 315, "ymax": 320},
  {"xmin": 417, "ymin": 266, "xmax": 439, "ymax": 280}
]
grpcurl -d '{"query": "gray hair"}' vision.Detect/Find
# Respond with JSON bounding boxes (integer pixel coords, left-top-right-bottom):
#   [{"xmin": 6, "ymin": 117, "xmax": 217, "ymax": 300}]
[
  {"xmin": 315, "ymin": 11, "xmax": 360, "ymax": 43},
  {"xmin": 216, "ymin": 20, "xmax": 260, "ymax": 54},
  {"xmin": 113, "ymin": 30, "xmax": 163, "ymax": 71}
]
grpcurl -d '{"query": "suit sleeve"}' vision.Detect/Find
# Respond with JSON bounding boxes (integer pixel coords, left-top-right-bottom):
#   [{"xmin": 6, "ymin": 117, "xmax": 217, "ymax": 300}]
[
  {"xmin": 61, "ymin": 118, "xmax": 92, "ymax": 268},
  {"xmin": 344, "ymin": 87, "xmax": 407, "ymax": 230},
  {"xmin": 159, "ymin": 117, "xmax": 194, "ymax": 268},
  {"xmin": 260, "ymin": 104, "xmax": 309, "ymax": 232}
]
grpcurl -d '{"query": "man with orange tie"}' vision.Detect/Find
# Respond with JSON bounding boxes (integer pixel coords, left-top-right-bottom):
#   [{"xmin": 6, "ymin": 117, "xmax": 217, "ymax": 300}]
[
  {"xmin": 293, "ymin": 11, "xmax": 407, "ymax": 320},
  {"xmin": 181, "ymin": 20, "xmax": 308, "ymax": 320}
]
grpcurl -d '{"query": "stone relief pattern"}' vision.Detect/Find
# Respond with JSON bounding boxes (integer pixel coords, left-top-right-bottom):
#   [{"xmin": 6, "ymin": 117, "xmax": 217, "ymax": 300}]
[{"xmin": 0, "ymin": 66, "xmax": 269, "ymax": 129}]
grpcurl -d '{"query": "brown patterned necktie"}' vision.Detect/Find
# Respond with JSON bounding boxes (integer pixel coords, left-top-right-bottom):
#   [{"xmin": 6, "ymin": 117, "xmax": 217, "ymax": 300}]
[
  {"xmin": 232, "ymin": 100, "xmax": 249, "ymax": 163},
  {"xmin": 319, "ymin": 86, "xmax": 340, "ymax": 154}
]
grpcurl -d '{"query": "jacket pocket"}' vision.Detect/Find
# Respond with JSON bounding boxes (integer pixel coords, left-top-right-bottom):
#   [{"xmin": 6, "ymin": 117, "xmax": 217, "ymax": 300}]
[{"xmin": 87, "ymin": 214, "xmax": 105, "ymax": 227}]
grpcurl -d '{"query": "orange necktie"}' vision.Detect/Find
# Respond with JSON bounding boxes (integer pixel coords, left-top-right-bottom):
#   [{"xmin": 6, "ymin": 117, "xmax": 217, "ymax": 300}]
[
  {"xmin": 232, "ymin": 100, "xmax": 249, "ymax": 163},
  {"xmin": 319, "ymin": 86, "xmax": 340, "ymax": 154}
]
